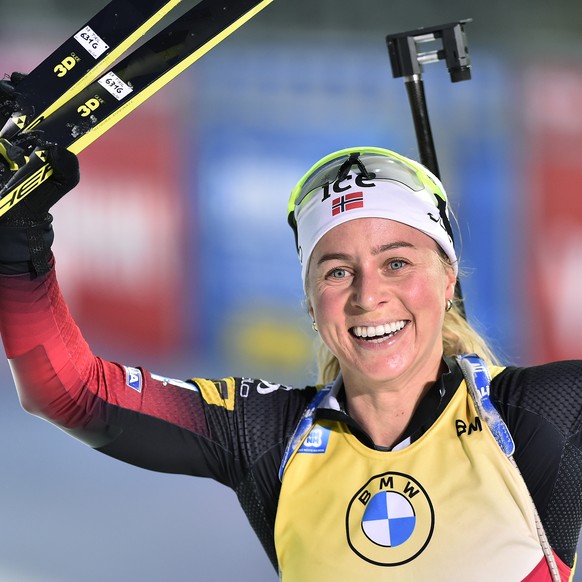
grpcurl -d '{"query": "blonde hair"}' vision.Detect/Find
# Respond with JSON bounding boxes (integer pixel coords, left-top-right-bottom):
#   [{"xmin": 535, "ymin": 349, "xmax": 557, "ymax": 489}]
[{"xmin": 314, "ymin": 301, "xmax": 499, "ymax": 385}]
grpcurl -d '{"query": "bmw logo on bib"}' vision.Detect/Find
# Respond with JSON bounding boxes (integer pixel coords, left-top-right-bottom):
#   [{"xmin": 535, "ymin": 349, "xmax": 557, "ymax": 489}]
[
  {"xmin": 362, "ymin": 490, "xmax": 416, "ymax": 546},
  {"xmin": 346, "ymin": 471, "xmax": 434, "ymax": 566}
]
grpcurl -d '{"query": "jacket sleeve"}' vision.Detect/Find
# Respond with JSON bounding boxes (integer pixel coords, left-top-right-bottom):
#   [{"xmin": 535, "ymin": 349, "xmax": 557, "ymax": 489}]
[
  {"xmin": 492, "ymin": 362, "xmax": 582, "ymax": 567},
  {"xmin": 0, "ymin": 260, "xmax": 237, "ymax": 481}
]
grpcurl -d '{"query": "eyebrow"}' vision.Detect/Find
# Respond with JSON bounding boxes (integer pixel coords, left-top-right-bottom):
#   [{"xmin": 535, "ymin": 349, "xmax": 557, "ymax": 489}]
[
  {"xmin": 371, "ymin": 241, "xmax": 415, "ymax": 256},
  {"xmin": 316, "ymin": 241, "xmax": 416, "ymax": 265}
]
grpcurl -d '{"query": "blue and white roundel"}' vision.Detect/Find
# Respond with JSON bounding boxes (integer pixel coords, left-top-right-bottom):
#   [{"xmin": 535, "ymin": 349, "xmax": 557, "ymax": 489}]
[
  {"xmin": 361, "ymin": 491, "xmax": 416, "ymax": 547},
  {"xmin": 347, "ymin": 471, "xmax": 434, "ymax": 565}
]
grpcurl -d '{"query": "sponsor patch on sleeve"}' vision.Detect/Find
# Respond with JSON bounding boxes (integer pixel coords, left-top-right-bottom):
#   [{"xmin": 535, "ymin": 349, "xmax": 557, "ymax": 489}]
[{"xmin": 124, "ymin": 366, "xmax": 143, "ymax": 393}]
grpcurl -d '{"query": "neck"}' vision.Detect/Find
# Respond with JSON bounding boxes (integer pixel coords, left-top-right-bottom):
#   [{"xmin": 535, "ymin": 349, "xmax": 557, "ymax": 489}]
[
  {"xmin": 345, "ymin": 383, "xmax": 428, "ymax": 448},
  {"xmin": 343, "ymin": 359, "xmax": 445, "ymax": 449}
]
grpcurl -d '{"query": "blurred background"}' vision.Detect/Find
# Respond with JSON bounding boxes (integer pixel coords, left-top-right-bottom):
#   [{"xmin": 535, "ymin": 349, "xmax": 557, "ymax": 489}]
[{"xmin": 0, "ymin": 0, "xmax": 581, "ymax": 580}]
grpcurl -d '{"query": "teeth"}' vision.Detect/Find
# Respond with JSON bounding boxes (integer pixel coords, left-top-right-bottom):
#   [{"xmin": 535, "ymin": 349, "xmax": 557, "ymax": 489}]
[{"xmin": 352, "ymin": 321, "xmax": 406, "ymax": 338}]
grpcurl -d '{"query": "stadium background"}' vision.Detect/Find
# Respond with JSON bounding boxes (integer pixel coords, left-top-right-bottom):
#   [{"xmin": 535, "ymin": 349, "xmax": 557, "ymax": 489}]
[{"xmin": 0, "ymin": 0, "xmax": 581, "ymax": 579}]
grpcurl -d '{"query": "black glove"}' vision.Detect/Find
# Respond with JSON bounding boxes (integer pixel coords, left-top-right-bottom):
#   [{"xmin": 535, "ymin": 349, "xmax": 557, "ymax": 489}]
[
  {"xmin": 0, "ymin": 72, "xmax": 26, "ymax": 131},
  {"xmin": 0, "ymin": 133, "xmax": 80, "ymax": 276}
]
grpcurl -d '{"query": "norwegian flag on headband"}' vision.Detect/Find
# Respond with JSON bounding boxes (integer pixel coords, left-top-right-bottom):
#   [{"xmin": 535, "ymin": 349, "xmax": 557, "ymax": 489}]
[{"xmin": 331, "ymin": 191, "xmax": 364, "ymax": 216}]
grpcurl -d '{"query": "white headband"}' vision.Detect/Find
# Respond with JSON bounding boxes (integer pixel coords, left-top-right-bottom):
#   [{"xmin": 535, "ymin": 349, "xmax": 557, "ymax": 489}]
[{"xmin": 295, "ymin": 177, "xmax": 458, "ymax": 287}]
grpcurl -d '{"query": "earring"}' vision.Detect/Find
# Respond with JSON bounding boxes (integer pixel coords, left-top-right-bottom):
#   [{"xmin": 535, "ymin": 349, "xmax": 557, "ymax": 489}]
[
  {"xmin": 446, "ymin": 299, "xmax": 453, "ymax": 312},
  {"xmin": 312, "ymin": 321, "xmax": 319, "ymax": 333}
]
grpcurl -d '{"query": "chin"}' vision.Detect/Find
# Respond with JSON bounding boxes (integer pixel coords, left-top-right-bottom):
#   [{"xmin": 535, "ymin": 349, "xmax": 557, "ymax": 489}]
[{"xmin": 346, "ymin": 355, "xmax": 411, "ymax": 385}]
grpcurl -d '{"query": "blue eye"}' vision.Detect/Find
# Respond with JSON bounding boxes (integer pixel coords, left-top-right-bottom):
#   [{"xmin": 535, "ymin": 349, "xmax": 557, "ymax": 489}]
[
  {"xmin": 389, "ymin": 259, "xmax": 407, "ymax": 270},
  {"xmin": 328, "ymin": 268, "xmax": 347, "ymax": 279}
]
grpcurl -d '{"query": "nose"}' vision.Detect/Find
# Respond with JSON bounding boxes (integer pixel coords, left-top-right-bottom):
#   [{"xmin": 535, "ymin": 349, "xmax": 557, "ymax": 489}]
[{"xmin": 352, "ymin": 269, "xmax": 387, "ymax": 312}]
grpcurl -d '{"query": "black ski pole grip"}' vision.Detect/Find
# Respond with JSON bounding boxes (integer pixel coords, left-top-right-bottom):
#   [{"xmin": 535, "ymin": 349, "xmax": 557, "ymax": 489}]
[{"xmin": 0, "ymin": 148, "xmax": 53, "ymax": 219}]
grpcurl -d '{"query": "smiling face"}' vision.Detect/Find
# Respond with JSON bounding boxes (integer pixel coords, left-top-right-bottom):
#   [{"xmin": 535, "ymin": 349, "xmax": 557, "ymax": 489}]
[{"xmin": 306, "ymin": 218, "xmax": 456, "ymax": 393}]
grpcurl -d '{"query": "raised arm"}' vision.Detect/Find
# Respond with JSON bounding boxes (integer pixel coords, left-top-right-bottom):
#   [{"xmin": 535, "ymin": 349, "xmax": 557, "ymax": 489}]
[{"xmin": 0, "ymin": 85, "xmax": 228, "ymax": 479}]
